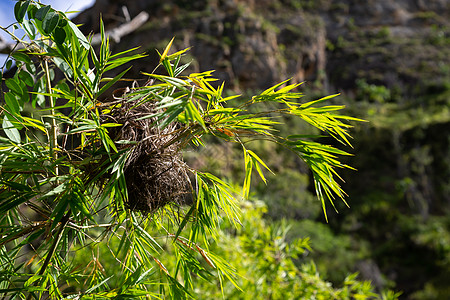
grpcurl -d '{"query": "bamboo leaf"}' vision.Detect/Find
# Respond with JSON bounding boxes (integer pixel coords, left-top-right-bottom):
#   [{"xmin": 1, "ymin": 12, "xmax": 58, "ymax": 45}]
[
  {"xmin": 159, "ymin": 37, "xmax": 175, "ymax": 63},
  {"xmin": 96, "ymin": 67, "xmax": 131, "ymax": 97},
  {"xmin": 67, "ymin": 20, "xmax": 89, "ymax": 49},
  {"xmin": 243, "ymin": 150, "xmax": 252, "ymax": 199},
  {"xmin": 84, "ymin": 276, "xmax": 113, "ymax": 294}
]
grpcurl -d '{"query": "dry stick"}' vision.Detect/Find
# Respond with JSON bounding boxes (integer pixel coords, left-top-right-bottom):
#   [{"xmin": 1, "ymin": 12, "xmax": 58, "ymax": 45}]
[{"xmin": 90, "ymin": 11, "xmax": 149, "ymax": 44}]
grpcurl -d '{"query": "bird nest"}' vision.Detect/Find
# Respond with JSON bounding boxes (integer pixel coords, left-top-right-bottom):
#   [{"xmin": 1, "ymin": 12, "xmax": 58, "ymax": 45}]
[{"xmin": 99, "ymin": 88, "xmax": 191, "ymax": 213}]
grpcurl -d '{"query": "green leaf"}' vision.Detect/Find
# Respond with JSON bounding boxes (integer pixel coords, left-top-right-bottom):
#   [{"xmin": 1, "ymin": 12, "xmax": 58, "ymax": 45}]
[
  {"xmin": 5, "ymin": 78, "xmax": 23, "ymax": 95},
  {"xmin": 166, "ymin": 47, "xmax": 192, "ymax": 61},
  {"xmin": 27, "ymin": 3, "xmax": 37, "ymax": 19},
  {"xmin": 0, "ymin": 194, "xmax": 30, "ymax": 214},
  {"xmin": 67, "ymin": 20, "xmax": 89, "ymax": 49},
  {"xmin": 2, "ymin": 114, "xmax": 21, "ymax": 143},
  {"xmin": 57, "ymin": 17, "xmax": 68, "ymax": 28},
  {"xmin": 42, "ymin": 10, "xmax": 59, "ymax": 34},
  {"xmin": 4, "ymin": 92, "xmax": 21, "ymax": 114},
  {"xmin": 12, "ymin": 52, "xmax": 31, "ymax": 64},
  {"xmin": 35, "ymin": 5, "xmax": 51, "ymax": 21},
  {"xmin": 5, "ymin": 60, "xmax": 13, "ymax": 70},
  {"xmin": 53, "ymin": 26, "xmax": 66, "ymax": 44},
  {"xmin": 159, "ymin": 37, "xmax": 175, "ymax": 63},
  {"xmin": 247, "ymin": 149, "xmax": 274, "ymax": 184},
  {"xmin": 18, "ymin": 70, "xmax": 34, "ymax": 87},
  {"xmin": 32, "ymin": 76, "xmax": 46, "ymax": 108},
  {"xmin": 14, "ymin": 0, "xmax": 30, "ymax": 23},
  {"xmin": 53, "ymin": 57, "xmax": 73, "ymax": 78},
  {"xmin": 96, "ymin": 67, "xmax": 131, "ymax": 97},
  {"xmin": 84, "ymin": 276, "xmax": 113, "ymax": 294},
  {"xmin": 243, "ymin": 150, "xmax": 252, "ymax": 199},
  {"xmin": 174, "ymin": 205, "xmax": 196, "ymax": 241}
]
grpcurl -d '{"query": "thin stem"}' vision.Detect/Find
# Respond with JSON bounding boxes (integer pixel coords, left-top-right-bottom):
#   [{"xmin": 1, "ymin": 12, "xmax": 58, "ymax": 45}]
[
  {"xmin": 26, "ymin": 210, "xmax": 71, "ymax": 300},
  {"xmin": 44, "ymin": 60, "xmax": 58, "ymax": 177}
]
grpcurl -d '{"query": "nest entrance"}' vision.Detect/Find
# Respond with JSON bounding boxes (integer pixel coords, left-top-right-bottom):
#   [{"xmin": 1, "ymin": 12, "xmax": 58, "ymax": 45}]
[{"xmin": 101, "ymin": 90, "xmax": 191, "ymax": 213}]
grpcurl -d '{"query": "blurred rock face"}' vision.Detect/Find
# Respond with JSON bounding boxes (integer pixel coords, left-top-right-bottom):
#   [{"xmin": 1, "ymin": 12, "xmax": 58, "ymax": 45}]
[
  {"xmin": 73, "ymin": 0, "xmax": 450, "ymax": 297},
  {"xmin": 74, "ymin": 0, "xmax": 449, "ymax": 93}
]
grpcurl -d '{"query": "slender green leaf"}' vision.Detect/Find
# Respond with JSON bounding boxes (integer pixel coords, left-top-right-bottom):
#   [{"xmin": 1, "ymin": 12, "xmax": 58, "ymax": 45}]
[
  {"xmin": 160, "ymin": 37, "xmax": 175, "ymax": 63},
  {"xmin": 96, "ymin": 67, "xmax": 131, "ymax": 97},
  {"xmin": 68, "ymin": 20, "xmax": 89, "ymax": 49}
]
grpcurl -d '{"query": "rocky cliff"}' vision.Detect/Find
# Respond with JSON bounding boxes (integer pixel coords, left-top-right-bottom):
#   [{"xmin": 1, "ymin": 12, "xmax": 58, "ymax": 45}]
[
  {"xmin": 74, "ymin": 0, "xmax": 449, "ymax": 92},
  {"xmin": 74, "ymin": 1, "xmax": 450, "ymax": 298}
]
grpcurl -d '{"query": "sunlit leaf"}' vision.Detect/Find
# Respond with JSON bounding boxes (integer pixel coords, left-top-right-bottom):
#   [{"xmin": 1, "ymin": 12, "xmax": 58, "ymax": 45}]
[
  {"xmin": 159, "ymin": 36, "xmax": 175, "ymax": 63},
  {"xmin": 14, "ymin": 0, "xmax": 30, "ymax": 23},
  {"xmin": 35, "ymin": 5, "xmax": 51, "ymax": 21},
  {"xmin": 2, "ymin": 114, "xmax": 21, "ymax": 143}
]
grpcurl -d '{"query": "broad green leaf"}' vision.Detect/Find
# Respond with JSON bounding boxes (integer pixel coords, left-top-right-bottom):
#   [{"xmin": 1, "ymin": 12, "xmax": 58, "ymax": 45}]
[
  {"xmin": 57, "ymin": 17, "xmax": 67, "ymax": 28},
  {"xmin": 2, "ymin": 114, "xmax": 21, "ymax": 143},
  {"xmin": 27, "ymin": 3, "xmax": 37, "ymax": 19},
  {"xmin": 4, "ymin": 92, "xmax": 20, "ymax": 114},
  {"xmin": 14, "ymin": 0, "xmax": 30, "ymax": 23},
  {"xmin": 53, "ymin": 57, "xmax": 73, "ymax": 78},
  {"xmin": 53, "ymin": 27, "xmax": 66, "ymax": 44},
  {"xmin": 42, "ymin": 11, "xmax": 59, "ymax": 34},
  {"xmin": 35, "ymin": 5, "xmax": 51, "ymax": 21},
  {"xmin": 12, "ymin": 52, "xmax": 31, "ymax": 64},
  {"xmin": 5, "ymin": 59, "xmax": 13, "ymax": 70},
  {"xmin": 5, "ymin": 78, "xmax": 23, "ymax": 95},
  {"xmin": 18, "ymin": 70, "xmax": 34, "ymax": 87}
]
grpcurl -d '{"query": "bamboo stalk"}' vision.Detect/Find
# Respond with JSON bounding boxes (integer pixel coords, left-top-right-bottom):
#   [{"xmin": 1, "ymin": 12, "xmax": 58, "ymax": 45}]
[{"xmin": 44, "ymin": 60, "xmax": 58, "ymax": 177}]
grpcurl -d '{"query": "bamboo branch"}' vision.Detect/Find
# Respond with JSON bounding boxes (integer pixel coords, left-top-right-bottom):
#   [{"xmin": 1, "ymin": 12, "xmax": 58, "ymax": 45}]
[{"xmin": 44, "ymin": 60, "xmax": 58, "ymax": 178}]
